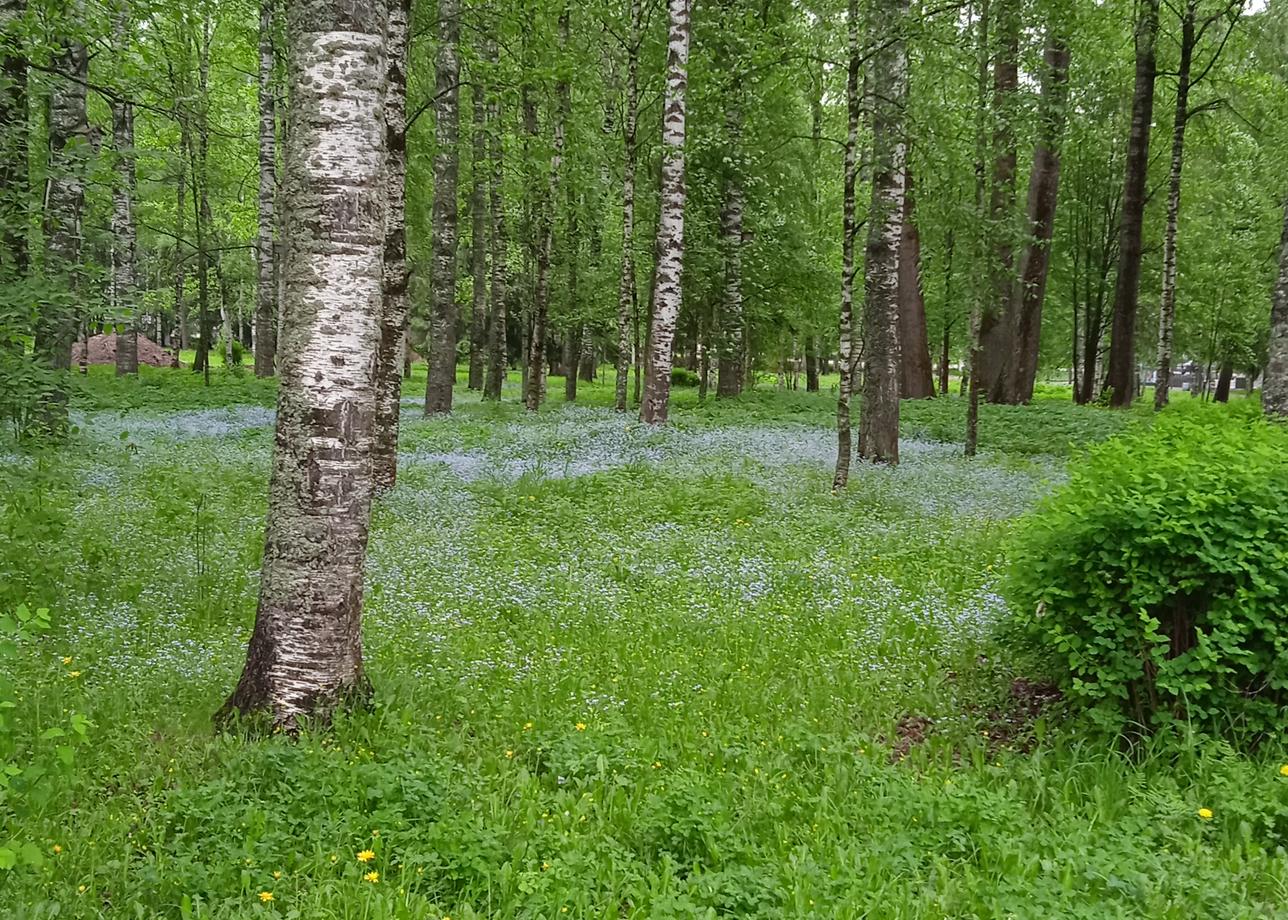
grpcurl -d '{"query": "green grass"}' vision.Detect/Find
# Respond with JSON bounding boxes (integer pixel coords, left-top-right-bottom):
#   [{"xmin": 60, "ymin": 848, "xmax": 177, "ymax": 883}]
[{"xmin": 3, "ymin": 370, "xmax": 1286, "ymax": 918}]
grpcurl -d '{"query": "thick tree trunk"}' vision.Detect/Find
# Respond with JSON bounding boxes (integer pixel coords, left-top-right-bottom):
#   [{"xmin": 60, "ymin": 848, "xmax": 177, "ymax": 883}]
[
  {"xmin": 1264, "ymin": 200, "xmax": 1288, "ymax": 419},
  {"xmin": 253, "ymin": 0, "xmax": 278, "ymax": 377},
  {"xmin": 833, "ymin": 0, "xmax": 861, "ymax": 488},
  {"xmin": 1106, "ymin": 0, "xmax": 1160, "ymax": 407},
  {"xmin": 483, "ymin": 65, "xmax": 508, "ymax": 401},
  {"xmin": 0, "ymin": 0, "xmax": 27, "ymax": 278},
  {"xmin": 965, "ymin": 0, "xmax": 989, "ymax": 456},
  {"xmin": 614, "ymin": 0, "xmax": 640, "ymax": 413},
  {"xmin": 1154, "ymin": 3, "xmax": 1194, "ymax": 411},
  {"xmin": 805, "ymin": 340, "xmax": 819, "ymax": 392},
  {"xmin": 716, "ymin": 100, "xmax": 744, "ymax": 397},
  {"xmin": 371, "ymin": 0, "xmax": 409, "ymax": 490},
  {"xmin": 857, "ymin": 0, "xmax": 909, "ymax": 464},
  {"xmin": 112, "ymin": 95, "xmax": 138, "ymax": 376},
  {"xmin": 976, "ymin": 0, "xmax": 1019, "ymax": 404},
  {"xmin": 424, "ymin": 0, "xmax": 460, "ymax": 415},
  {"xmin": 1213, "ymin": 360, "xmax": 1233, "ymax": 403},
  {"xmin": 467, "ymin": 68, "xmax": 487, "ymax": 391},
  {"xmin": 897, "ymin": 170, "xmax": 933, "ymax": 399},
  {"xmin": 525, "ymin": 7, "xmax": 570, "ymax": 412},
  {"xmin": 640, "ymin": 0, "xmax": 691, "ymax": 425},
  {"xmin": 33, "ymin": 22, "xmax": 87, "ymax": 428},
  {"xmin": 1010, "ymin": 33, "xmax": 1070, "ymax": 403},
  {"xmin": 221, "ymin": 0, "xmax": 388, "ymax": 729}
]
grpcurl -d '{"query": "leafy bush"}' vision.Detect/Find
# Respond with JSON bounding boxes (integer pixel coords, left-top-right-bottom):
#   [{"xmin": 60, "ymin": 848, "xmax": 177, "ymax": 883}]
[
  {"xmin": 1005, "ymin": 409, "xmax": 1288, "ymax": 739},
  {"xmin": 670, "ymin": 366, "xmax": 701, "ymax": 388}
]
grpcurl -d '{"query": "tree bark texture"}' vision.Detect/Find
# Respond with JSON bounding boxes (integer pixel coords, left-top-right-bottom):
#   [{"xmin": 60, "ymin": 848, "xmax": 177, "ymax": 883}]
[
  {"xmin": 1154, "ymin": 2, "xmax": 1194, "ymax": 411},
  {"xmin": 857, "ymin": 0, "xmax": 909, "ymax": 464},
  {"xmin": 468, "ymin": 69, "xmax": 487, "ymax": 391},
  {"xmin": 897, "ymin": 170, "xmax": 933, "ymax": 399},
  {"xmin": 424, "ymin": 0, "xmax": 460, "ymax": 415},
  {"xmin": 483, "ymin": 68, "xmax": 508, "ymax": 402},
  {"xmin": 1010, "ymin": 33, "xmax": 1070, "ymax": 403},
  {"xmin": 833, "ymin": 0, "xmax": 861, "ymax": 488},
  {"xmin": 221, "ymin": 0, "xmax": 388, "ymax": 728},
  {"xmin": 1264, "ymin": 199, "xmax": 1288, "ymax": 419},
  {"xmin": 614, "ymin": 0, "xmax": 641, "ymax": 413},
  {"xmin": 371, "ymin": 0, "xmax": 409, "ymax": 490},
  {"xmin": 717, "ymin": 98, "xmax": 744, "ymax": 398},
  {"xmin": 640, "ymin": 0, "xmax": 691, "ymax": 425},
  {"xmin": 1106, "ymin": 0, "xmax": 1159, "ymax": 407},
  {"xmin": 253, "ymin": 0, "xmax": 278, "ymax": 377}
]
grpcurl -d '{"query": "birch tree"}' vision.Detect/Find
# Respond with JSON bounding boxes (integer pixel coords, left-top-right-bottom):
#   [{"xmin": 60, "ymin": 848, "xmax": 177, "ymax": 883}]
[
  {"xmin": 484, "ymin": 47, "xmax": 508, "ymax": 402},
  {"xmin": 832, "ymin": 0, "xmax": 861, "ymax": 489},
  {"xmin": 221, "ymin": 0, "xmax": 388, "ymax": 727},
  {"xmin": 640, "ymin": 0, "xmax": 691, "ymax": 425},
  {"xmin": 1266, "ymin": 200, "xmax": 1288, "ymax": 419},
  {"xmin": 253, "ymin": 0, "xmax": 278, "ymax": 377},
  {"xmin": 614, "ymin": 0, "xmax": 640, "ymax": 413},
  {"xmin": 856, "ymin": 0, "xmax": 909, "ymax": 465}
]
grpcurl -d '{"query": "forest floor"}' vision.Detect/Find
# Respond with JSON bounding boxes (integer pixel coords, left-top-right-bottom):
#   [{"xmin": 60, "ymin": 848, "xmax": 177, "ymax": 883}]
[{"xmin": 2, "ymin": 367, "xmax": 1284, "ymax": 919}]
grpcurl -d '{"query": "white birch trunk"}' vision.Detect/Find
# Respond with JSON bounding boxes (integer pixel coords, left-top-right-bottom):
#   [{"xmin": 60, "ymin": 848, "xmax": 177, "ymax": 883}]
[
  {"xmin": 253, "ymin": 0, "xmax": 278, "ymax": 377},
  {"xmin": 221, "ymin": 0, "xmax": 389, "ymax": 728},
  {"xmin": 424, "ymin": 0, "xmax": 460, "ymax": 414},
  {"xmin": 614, "ymin": 0, "xmax": 641, "ymax": 413}
]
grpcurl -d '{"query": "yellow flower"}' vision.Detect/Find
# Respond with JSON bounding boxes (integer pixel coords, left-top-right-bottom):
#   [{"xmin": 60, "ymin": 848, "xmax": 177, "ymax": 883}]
[
  {"xmin": 272, "ymin": 871, "xmax": 282, "ymax": 879},
  {"xmin": 61, "ymin": 656, "xmax": 73, "ymax": 665},
  {"xmin": 258, "ymin": 891, "xmax": 274, "ymax": 903},
  {"xmin": 505, "ymin": 750, "xmax": 514, "ymax": 758},
  {"xmin": 542, "ymin": 861, "xmax": 551, "ymax": 871},
  {"xmin": 652, "ymin": 761, "xmax": 661, "ymax": 769},
  {"xmin": 330, "ymin": 854, "xmax": 338, "ymax": 863},
  {"xmin": 77, "ymin": 885, "xmax": 86, "ymax": 894},
  {"xmin": 363, "ymin": 870, "xmax": 380, "ymax": 883},
  {"xmin": 1198, "ymin": 807, "xmax": 1213, "ymax": 820},
  {"xmin": 52, "ymin": 845, "xmax": 62, "ymax": 854},
  {"xmin": 356, "ymin": 849, "xmax": 375, "ymax": 863},
  {"xmin": 523, "ymin": 722, "xmax": 533, "ymax": 731},
  {"xmin": 1280, "ymin": 764, "xmax": 1288, "ymax": 777},
  {"xmin": 575, "ymin": 722, "xmax": 586, "ymax": 731},
  {"xmin": 67, "ymin": 671, "xmax": 81, "ymax": 679}
]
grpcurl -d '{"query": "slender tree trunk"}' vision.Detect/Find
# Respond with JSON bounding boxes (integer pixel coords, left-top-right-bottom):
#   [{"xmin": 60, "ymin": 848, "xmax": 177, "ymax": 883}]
[
  {"xmin": 640, "ymin": 0, "xmax": 691, "ymax": 425},
  {"xmin": 0, "ymin": 0, "xmax": 27, "ymax": 278},
  {"xmin": 897, "ymin": 169, "xmax": 933, "ymax": 399},
  {"xmin": 857, "ymin": 0, "xmax": 909, "ymax": 464},
  {"xmin": 1155, "ymin": 2, "xmax": 1195, "ymax": 411},
  {"xmin": 833, "ymin": 0, "xmax": 861, "ymax": 488},
  {"xmin": 977, "ymin": 0, "xmax": 1018, "ymax": 404},
  {"xmin": 112, "ymin": 95, "xmax": 138, "ymax": 376},
  {"xmin": 965, "ymin": 0, "xmax": 989, "ymax": 456},
  {"xmin": 525, "ymin": 7, "xmax": 570, "ymax": 412},
  {"xmin": 483, "ymin": 59, "xmax": 508, "ymax": 401},
  {"xmin": 424, "ymin": 0, "xmax": 460, "ymax": 415},
  {"xmin": 1010, "ymin": 33, "xmax": 1070, "ymax": 403},
  {"xmin": 1106, "ymin": 0, "xmax": 1160, "ymax": 407},
  {"xmin": 467, "ymin": 67, "xmax": 487, "ymax": 391},
  {"xmin": 33, "ymin": 19, "xmax": 87, "ymax": 429},
  {"xmin": 805, "ymin": 341, "xmax": 819, "ymax": 392},
  {"xmin": 716, "ymin": 98, "xmax": 744, "ymax": 397},
  {"xmin": 562, "ymin": 103, "xmax": 581, "ymax": 402},
  {"xmin": 1213, "ymin": 360, "xmax": 1233, "ymax": 402},
  {"xmin": 371, "ymin": 0, "xmax": 409, "ymax": 490},
  {"xmin": 1264, "ymin": 199, "xmax": 1288, "ymax": 419},
  {"xmin": 614, "ymin": 0, "xmax": 640, "ymax": 412},
  {"xmin": 253, "ymin": 0, "xmax": 278, "ymax": 377},
  {"xmin": 175, "ymin": 152, "xmax": 189, "ymax": 350},
  {"xmin": 220, "ymin": 0, "xmax": 388, "ymax": 729}
]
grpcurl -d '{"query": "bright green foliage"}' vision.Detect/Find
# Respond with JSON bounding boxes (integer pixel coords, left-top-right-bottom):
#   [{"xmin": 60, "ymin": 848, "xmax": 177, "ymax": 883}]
[{"xmin": 1007, "ymin": 405, "xmax": 1288, "ymax": 738}]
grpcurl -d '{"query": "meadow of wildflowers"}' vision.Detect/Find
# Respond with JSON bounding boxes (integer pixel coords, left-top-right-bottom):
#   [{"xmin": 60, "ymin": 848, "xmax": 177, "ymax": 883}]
[{"xmin": 1, "ymin": 368, "xmax": 1285, "ymax": 918}]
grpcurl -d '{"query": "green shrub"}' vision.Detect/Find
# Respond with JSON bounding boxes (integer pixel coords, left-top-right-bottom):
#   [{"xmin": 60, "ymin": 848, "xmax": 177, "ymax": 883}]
[
  {"xmin": 1005, "ymin": 409, "xmax": 1288, "ymax": 739},
  {"xmin": 670, "ymin": 366, "xmax": 701, "ymax": 388}
]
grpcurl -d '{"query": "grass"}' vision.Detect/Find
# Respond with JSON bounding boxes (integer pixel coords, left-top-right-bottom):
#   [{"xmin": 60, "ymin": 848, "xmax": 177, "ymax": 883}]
[{"xmin": 2, "ymin": 368, "xmax": 1285, "ymax": 918}]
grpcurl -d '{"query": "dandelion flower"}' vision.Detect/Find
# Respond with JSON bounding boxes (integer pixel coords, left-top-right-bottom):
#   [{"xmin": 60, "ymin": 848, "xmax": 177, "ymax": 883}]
[
  {"xmin": 77, "ymin": 885, "xmax": 86, "ymax": 894},
  {"xmin": 523, "ymin": 722, "xmax": 533, "ymax": 731},
  {"xmin": 272, "ymin": 871, "xmax": 282, "ymax": 879},
  {"xmin": 357, "ymin": 849, "xmax": 375, "ymax": 863},
  {"xmin": 575, "ymin": 722, "xmax": 586, "ymax": 731},
  {"xmin": 67, "ymin": 671, "xmax": 81, "ymax": 679},
  {"xmin": 363, "ymin": 870, "xmax": 379, "ymax": 883},
  {"xmin": 505, "ymin": 750, "xmax": 514, "ymax": 758},
  {"xmin": 258, "ymin": 892, "xmax": 274, "ymax": 903},
  {"xmin": 61, "ymin": 656, "xmax": 73, "ymax": 665},
  {"xmin": 52, "ymin": 845, "xmax": 62, "ymax": 854},
  {"xmin": 1280, "ymin": 764, "xmax": 1288, "ymax": 777},
  {"xmin": 1198, "ymin": 807, "xmax": 1213, "ymax": 820}
]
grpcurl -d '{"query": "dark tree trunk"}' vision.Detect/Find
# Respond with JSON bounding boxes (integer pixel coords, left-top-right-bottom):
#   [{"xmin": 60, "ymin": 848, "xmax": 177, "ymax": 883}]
[
  {"xmin": 425, "ymin": 0, "xmax": 460, "ymax": 415},
  {"xmin": 1106, "ymin": 0, "xmax": 1160, "ymax": 407},
  {"xmin": 220, "ymin": 0, "xmax": 388, "ymax": 729},
  {"xmin": 253, "ymin": 0, "xmax": 278, "ymax": 377},
  {"xmin": 805, "ymin": 340, "xmax": 819, "ymax": 392},
  {"xmin": 483, "ymin": 51, "xmax": 508, "ymax": 402},
  {"xmin": 965, "ymin": 0, "xmax": 990, "ymax": 456},
  {"xmin": 976, "ymin": 0, "xmax": 1019, "ymax": 405},
  {"xmin": 1010, "ymin": 33, "xmax": 1071, "ymax": 403},
  {"xmin": 897, "ymin": 169, "xmax": 934, "ymax": 399},
  {"xmin": 371, "ymin": 0, "xmax": 410, "ymax": 490},
  {"xmin": 1266, "ymin": 199, "xmax": 1288, "ymax": 418},
  {"xmin": 1213, "ymin": 360, "xmax": 1233, "ymax": 403},
  {"xmin": 467, "ymin": 66, "xmax": 487, "ymax": 391}
]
